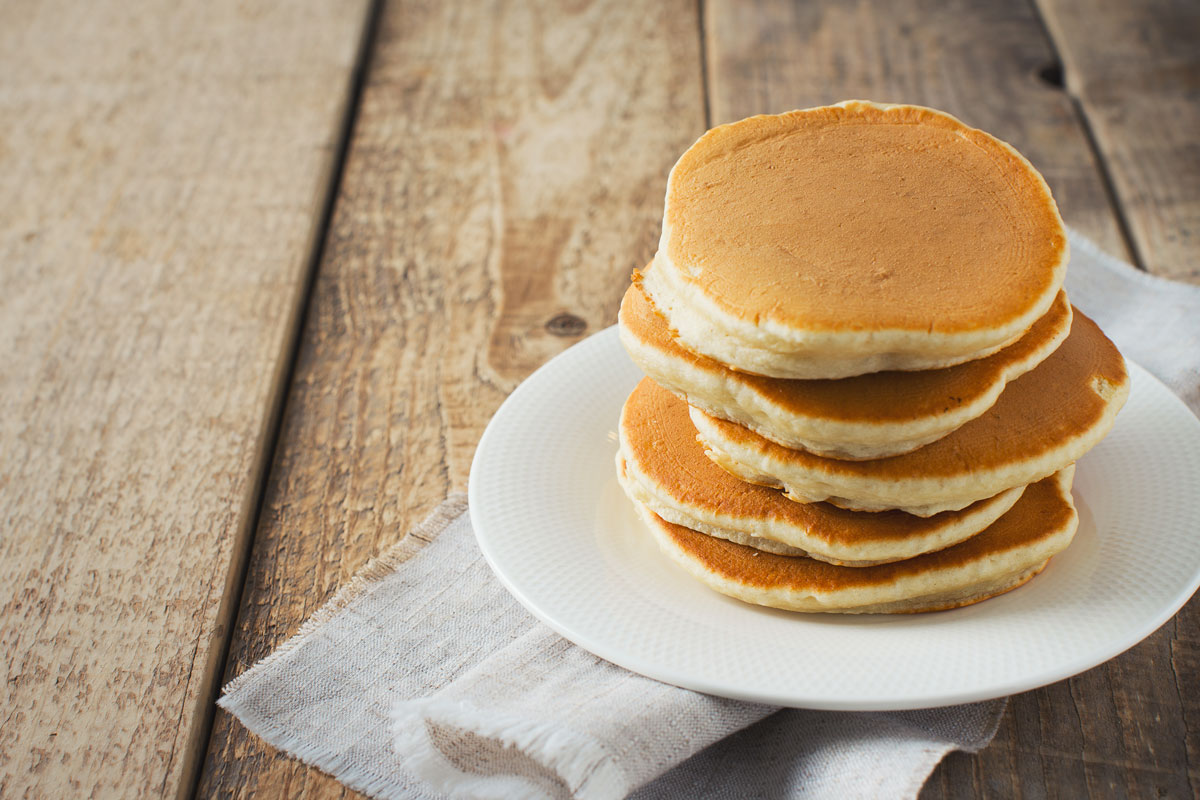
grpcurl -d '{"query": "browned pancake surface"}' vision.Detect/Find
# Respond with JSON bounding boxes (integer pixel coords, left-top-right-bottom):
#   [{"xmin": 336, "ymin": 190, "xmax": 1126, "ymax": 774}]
[
  {"xmin": 655, "ymin": 474, "xmax": 1073, "ymax": 591},
  {"xmin": 664, "ymin": 103, "xmax": 1066, "ymax": 334},
  {"xmin": 623, "ymin": 378, "xmax": 1017, "ymax": 546},
  {"xmin": 622, "ymin": 275, "xmax": 1071, "ymax": 423},
  {"xmin": 701, "ymin": 310, "xmax": 1126, "ymax": 479}
]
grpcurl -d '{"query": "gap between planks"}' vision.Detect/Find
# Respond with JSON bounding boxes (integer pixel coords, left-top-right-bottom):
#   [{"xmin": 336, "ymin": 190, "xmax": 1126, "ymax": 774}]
[
  {"xmin": 696, "ymin": 0, "xmax": 714, "ymax": 129},
  {"xmin": 1026, "ymin": 0, "xmax": 1148, "ymax": 270}
]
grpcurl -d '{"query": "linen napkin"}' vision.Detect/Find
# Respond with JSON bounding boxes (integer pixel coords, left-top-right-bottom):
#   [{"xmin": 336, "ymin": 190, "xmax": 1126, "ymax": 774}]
[
  {"xmin": 1062, "ymin": 232, "xmax": 1200, "ymax": 411},
  {"xmin": 219, "ymin": 232, "xmax": 1200, "ymax": 799}
]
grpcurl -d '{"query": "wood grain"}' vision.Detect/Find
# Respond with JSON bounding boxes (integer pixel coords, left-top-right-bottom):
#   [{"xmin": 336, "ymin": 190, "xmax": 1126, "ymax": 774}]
[
  {"xmin": 704, "ymin": 2, "xmax": 1198, "ymax": 798},
  {"xmin": 196, "ymin": 0, "xmax": 707, "ymax": 796},
  {"xmin": 0, "ymin": 2, "xmax": 371, "ymax": 797},
  {"xmin": 1035, "ymin": 0, "xmax": 1200, "ymax": 279}
]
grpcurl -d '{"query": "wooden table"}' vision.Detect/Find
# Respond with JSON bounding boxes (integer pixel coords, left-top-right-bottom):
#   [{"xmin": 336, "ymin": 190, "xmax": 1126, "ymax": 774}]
[{"xmin": 3, "ymin": 1, "xmax": 1197, "ymax": 797}]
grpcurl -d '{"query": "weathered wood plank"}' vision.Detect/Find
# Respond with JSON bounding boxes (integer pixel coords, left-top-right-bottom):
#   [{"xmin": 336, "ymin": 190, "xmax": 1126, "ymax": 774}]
[
  {"xmin": 704, "ymin": 2, "xmax": 1197, "ymax": 798},
  {"xmin": 197, "ymin": 0, "xmax": 707, "ymax": 796},
  {"xmin": 0, "ymin": 2, "xmax": 372, "ymax": 797},
  {"xmin": 1035, "ymin": 0, "xmax": 1200, "ymax": 280}
]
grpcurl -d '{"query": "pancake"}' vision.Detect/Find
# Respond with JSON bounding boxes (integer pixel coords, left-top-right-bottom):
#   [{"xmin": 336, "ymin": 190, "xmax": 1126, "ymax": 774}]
[
  {"xmin": 616, "ymin": 378, "xmax": 1025, "ymax": 565},
  {"xmin": 692, "ymin": 310, "xmax": 1128, "ymax": 515},
  {"xmin": 631, "ymin": 467, "xmax": 1078, "ymax": 614},
  {"xmin": 647, "ymin": 101, "xmax": 1069, "ymax": 379},
  {"xmin": 620, "ymin": 271, "xmax": 1073, "ymax": 459}
]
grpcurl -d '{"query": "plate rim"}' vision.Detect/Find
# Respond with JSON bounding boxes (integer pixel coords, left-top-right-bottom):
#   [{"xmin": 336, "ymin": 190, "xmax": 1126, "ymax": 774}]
[{"xmin": 468, "ymin": 325, "xmax": 1200, "ymax": 710}]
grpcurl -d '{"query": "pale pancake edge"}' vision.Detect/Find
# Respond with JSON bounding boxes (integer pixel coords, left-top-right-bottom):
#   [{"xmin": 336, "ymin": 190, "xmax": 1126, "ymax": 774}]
[
  {"xmin": 691, "ymin": 310, "xmax": 1128, "ymax": 515},
  {"xmin": 632, "ymin": 468, "xmax": 1078, "ymax": 614},
  {"xmin": 617, "ymin": 377, "xmax": 1026, "ymax": 565},
  {"xmin": 620, "ymin": 274, "xmax": 1073, "ymax": 459}
]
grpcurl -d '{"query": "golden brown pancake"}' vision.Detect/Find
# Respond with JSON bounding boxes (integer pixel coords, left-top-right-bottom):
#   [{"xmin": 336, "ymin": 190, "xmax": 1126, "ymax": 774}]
[
  {"xmin": 647, "ymin": 101, "xmax": 1069, "ymax": 379},
  {"xmin": 620, "ymin": 272, "xmax": 1073, "ymax": 459},
  {"xmin": 632, "ymin": 468, "xmax": 1078, "ymax": 614},
  {"xmin": 616, "ymin": 378, "xmax": 1024, "ymax": 565},
  {"xmin": 692, "ymin": 310, "xmax": 1128, "ymax": 515}
]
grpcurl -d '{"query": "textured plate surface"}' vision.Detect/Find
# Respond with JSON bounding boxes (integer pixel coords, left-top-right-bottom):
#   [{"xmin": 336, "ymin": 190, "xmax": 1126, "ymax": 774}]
[{"xmin": 469, "ymin": 326, "xmax": 1200, "ymax": 710}]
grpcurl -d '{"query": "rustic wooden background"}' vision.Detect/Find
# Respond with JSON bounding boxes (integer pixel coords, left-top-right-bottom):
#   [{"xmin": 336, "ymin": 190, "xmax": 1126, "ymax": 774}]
[{"xmin": 2, "ymin": 0, "xmax": 1196, "ymax": 797}]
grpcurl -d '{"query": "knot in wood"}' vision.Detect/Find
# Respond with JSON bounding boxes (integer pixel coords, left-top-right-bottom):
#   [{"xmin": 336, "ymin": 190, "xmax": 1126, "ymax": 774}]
[
  {"xmin": 545, "ymin": 313, "xmax": 587, "ymax": 337},
  {"xmin": 1037, "ymin": 62, "xmax": 1065, "ymax": 88}
]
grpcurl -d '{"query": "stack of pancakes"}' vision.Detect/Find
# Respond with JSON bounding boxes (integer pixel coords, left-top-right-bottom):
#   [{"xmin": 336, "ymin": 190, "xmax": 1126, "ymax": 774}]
[{"xmin": 616, "ymin": 101, "xmax": 1129, "ymax": 614}]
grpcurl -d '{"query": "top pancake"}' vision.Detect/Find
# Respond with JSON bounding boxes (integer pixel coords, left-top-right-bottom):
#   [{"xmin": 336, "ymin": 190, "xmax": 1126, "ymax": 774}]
[{"xmin": 650, "ymin": 101, "xmax": 1069, "ymax": 379}]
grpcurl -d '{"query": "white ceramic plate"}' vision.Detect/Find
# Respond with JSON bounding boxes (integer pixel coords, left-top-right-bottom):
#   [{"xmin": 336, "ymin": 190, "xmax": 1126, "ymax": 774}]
[{"xmin": 469, "ymin": 327, "xmax": 1200, "ymax": 710}]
